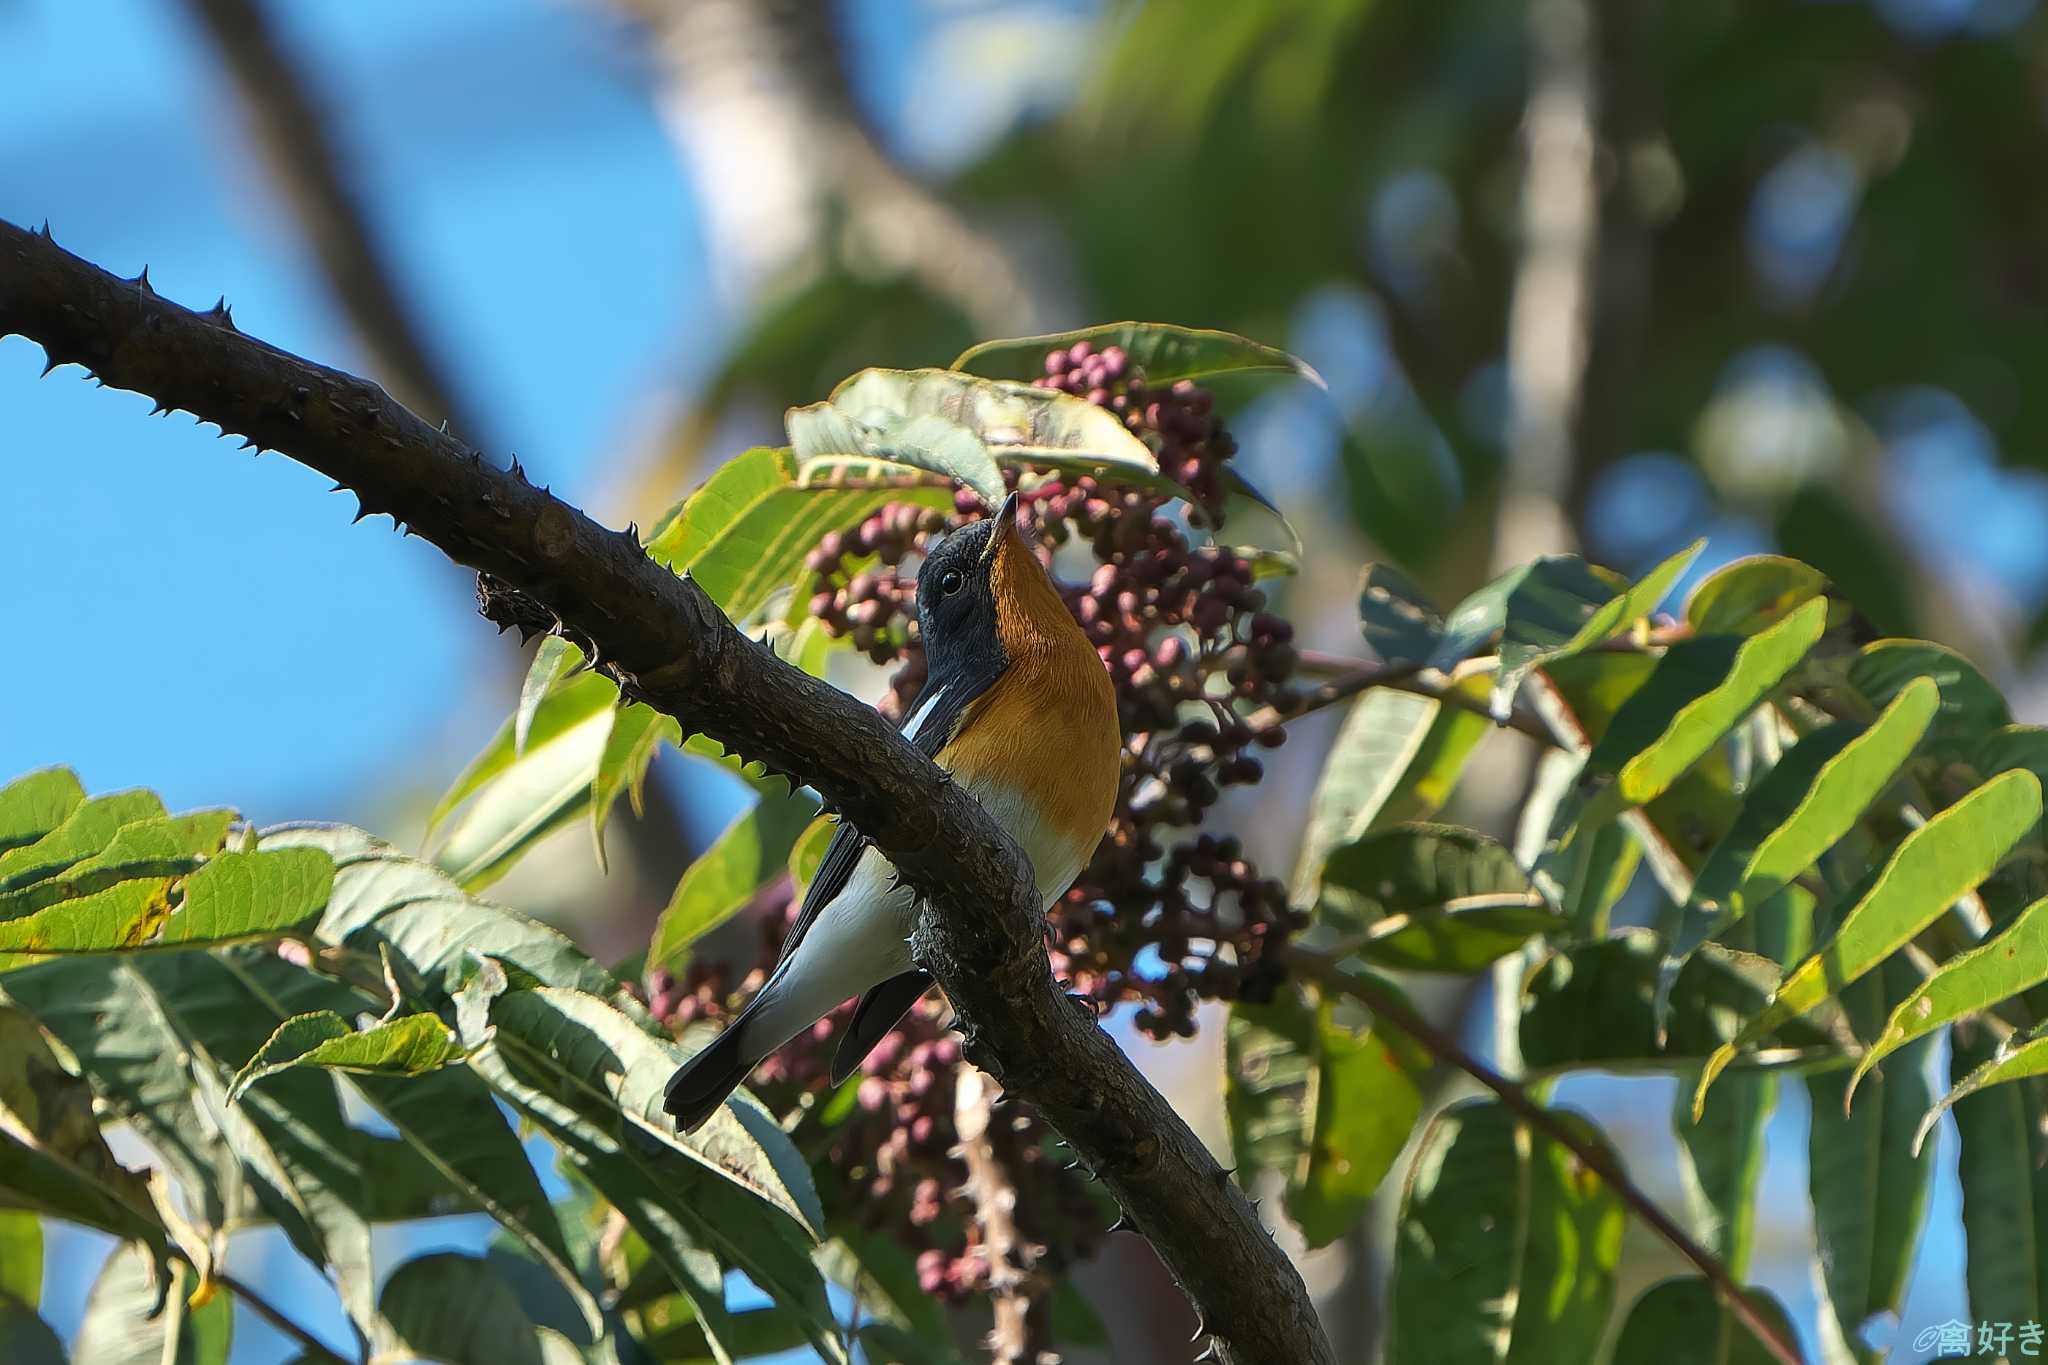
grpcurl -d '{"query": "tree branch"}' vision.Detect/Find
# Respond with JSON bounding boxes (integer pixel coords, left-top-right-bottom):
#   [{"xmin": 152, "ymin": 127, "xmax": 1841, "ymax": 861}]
[
  {"xmin": 0, "ymin": 217, "xmax": 1333, "ymax": 1365},
  {"xmin": 1280, "ymin": 944, "xmax": 1803, "ymax": 1365},
  {"xmin": 181, "ymin": 0, "xmax": 480, "ymax": 442}
]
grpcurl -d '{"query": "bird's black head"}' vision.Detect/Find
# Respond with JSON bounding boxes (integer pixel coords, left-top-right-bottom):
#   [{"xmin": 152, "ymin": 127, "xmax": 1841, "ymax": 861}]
[{"xmin": 917, "ymin": 494, "xmax": 1014, "ymax": 688}]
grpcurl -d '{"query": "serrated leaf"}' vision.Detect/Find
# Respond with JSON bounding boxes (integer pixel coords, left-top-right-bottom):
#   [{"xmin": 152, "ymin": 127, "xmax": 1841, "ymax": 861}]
[
  {"xmin": 0, "ymin": 768, "xmax": 86, "ymax": 855},
  {"xmin": 228, "ymin": 1011, "xmax": 462, "ymax": 1101},
  {"xmin": 1853, "ymin": 894, "xmax": 2048, "ymax": 1100},
  {"xmin": 1389, "ymin": 1101, "xmax": 1623, "ymax": 1365},
  {"xmin": 646, "ymin": 445, "xmax": 953, "ymax": 625},
  {"xmin": 1584, "ymin": 597, "xmax": 1829, "ymax": 824},
  {"xmin": 1316, "ymin": 825, "xmax": 1557, "ymax": 972},
  {"xmin": 1848, "ymin": 639, "xmax": 2009, "ymax": 748},
  {"xmin": 1948, "ymin": 1025, "xmax": 2042, "ymax": 1330},
  {"xmin": 649, "ymin": 791, "xmax": 821, "ymax": 971},
  {"xmin": 0, "ymin": 790, "xmax": 167, "ymax": 894},
  {"xmin": 378, "ymin": 1252, "xmax": 540, "ymax": 1365},
  {"xmin": 1427, "ymin": 556, "xmax": 1620, "ymax": 678},
  {"xmin": 455, "ymin": 969, "xmax": 842, "ymax": 1364},
  {"xmin": 0, "ymin": 811, "xmax": 233, "ymax": 921},
  {"xmin": 74, "ymin": 1248, "xmax": 230, "ymax": 1365},
  {"xmin": 1610, "ymin": 1277, "xmax": 1803, "ymax": 1365},
  {"xmin": 1356, "ymin": 562, "xmax": 1444, "ymax": 667},
  {"xmin": 1225, "ymin": 982, "xmax": 1426, "ymax": 1249},
  {"xmin": 789, "ymin": 367, "xmax": 1159, "ymax": 511},
  {"xmin": 1695, "ymin": 769, "xmax": 2041, "ymax": 1115},
  {"xmin": 1684, "ymin": 555, "xmax": 1828, "ymax": 637},
  {"xmin": 1919, "ymin": 1026, "xmax": 2048, "ymax": 1153},
  {"xmin": 952, "ymin": 322, "xmax": 1323, "ymax": 389},
  {"xmin": 1494, "ymin": 538, "xmax": 1702, "ymax": 716},
  {"xmin": 1659, "ymin": 678, "xmax": 1939, "ymax": 1023},
  {"xmin": 158, "ymin": 847, "xmax": 332, "ymax": 946}
]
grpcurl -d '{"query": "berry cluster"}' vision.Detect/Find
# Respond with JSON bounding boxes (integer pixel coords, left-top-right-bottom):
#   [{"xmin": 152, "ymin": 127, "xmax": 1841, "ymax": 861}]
[
  {"xmin": 644, "ymin": 883, "xmax": 1108, "ymax": 1307},
  {"xmin": 651, "ymin": 343, "xmax": 1309, "ymax": 1342}
]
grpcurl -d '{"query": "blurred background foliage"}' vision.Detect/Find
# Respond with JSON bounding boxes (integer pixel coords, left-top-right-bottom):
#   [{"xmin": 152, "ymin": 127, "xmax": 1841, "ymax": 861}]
[{"xmin": 7, "ymin": 0, "xmax": 2048, "ymax": 1361}]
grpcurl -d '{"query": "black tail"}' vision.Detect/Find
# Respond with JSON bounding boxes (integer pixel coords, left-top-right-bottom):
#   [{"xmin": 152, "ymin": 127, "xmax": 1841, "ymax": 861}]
[{"xmin": 663, "ymin": 1019, "xmax": 755, "ymax": 1132}]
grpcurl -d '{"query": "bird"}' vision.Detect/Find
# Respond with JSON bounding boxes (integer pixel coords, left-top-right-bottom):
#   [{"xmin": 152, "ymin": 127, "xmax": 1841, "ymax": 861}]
[{"xmin": 663, "ymin": 490, "xmax": 1123, "ymax": 1131}]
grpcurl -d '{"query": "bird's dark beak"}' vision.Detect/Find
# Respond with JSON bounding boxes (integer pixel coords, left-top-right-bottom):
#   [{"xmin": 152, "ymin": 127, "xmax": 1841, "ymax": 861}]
[{"xmin": 981, "ymin": 491, "xmax": 1019, "ymax": 564}]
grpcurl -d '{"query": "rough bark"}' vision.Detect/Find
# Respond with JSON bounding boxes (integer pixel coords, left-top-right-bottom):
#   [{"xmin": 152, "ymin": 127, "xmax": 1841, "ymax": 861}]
[{"xmin": 0, "ymin": 216, "xmax": 1334, "ymax": 1365}]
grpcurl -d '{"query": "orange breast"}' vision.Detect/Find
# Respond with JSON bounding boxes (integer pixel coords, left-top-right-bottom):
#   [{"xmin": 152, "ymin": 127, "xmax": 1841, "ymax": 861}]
[{"xmin": 941, "ymin": 527, "xmax": 1121, "ymax": 851}]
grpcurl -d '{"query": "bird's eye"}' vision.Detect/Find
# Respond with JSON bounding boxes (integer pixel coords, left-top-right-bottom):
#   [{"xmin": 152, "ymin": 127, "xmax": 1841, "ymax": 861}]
[{"xmin": 939, "ymin": 568, "xmax": 965, "ymax": 596}]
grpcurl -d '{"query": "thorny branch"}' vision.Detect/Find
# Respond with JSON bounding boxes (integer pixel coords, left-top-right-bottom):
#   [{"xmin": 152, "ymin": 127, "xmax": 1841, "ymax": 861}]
[{"xmin": 0, "ymin": 216, "xmax": 1335, "ymax": 1365}]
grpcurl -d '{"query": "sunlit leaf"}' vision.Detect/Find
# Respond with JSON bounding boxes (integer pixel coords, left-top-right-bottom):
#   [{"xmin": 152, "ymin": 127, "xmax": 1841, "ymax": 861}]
[
  {"xmin": 0, "ymin": 768, "xmax": 86, "ymax": 855},
  {"xmin": 788, "ymin": 367, "xmax": 1160, "ymax": 510},
  {"xmin": 1493, "ymin": 538, "xmax": 1702, "ymax": 715},
  {"xmin": 1853, "ymin": 894, "xmax": 2048, "ymax": 1100},
  {"xmin": 1695, "ymin": 769, "xmax": 2041, "ymax": 1114},
  {"xmin": 1225, "ymin": 981, "xmax": 1426, "ymax": 1249},
  {"xmin": 0, "ymin": 791, "xmax": 167, "ymax": 894},
  {"xmin": 1658, "ymin": 677, "xmax": 1938, "ymax": 1022},
  {"xmin": 590, "ymin": 700, "xmax": 680, "ymax": 870},
  {"xmin": 0, "ymin": 1209, "xmax": 39, "ymax": 1307},
  {"xmin": 1583, "ymin": 597, "xmax": 1828, "ymax": 824},
  {"xmin": 649, "ymin": 791, "xmax": 821, "ymax": 971},
  {"xmin": 228, "ymin": 1012, "xmax": 463, "ymax": 1102},
  {"xmin": 1848, "ymin": 639, "xmax": 2009, "ymax": 748},
  {"xmin": 1683, "ymin": 555, "xmax": 1827, "ymax": 637},
  {"xmin": 952, "ymin": 322, "xmax": 1323, "ymax": 389},
  {"xmin": 0, "ymin": 811, "xmax": 232, "ymax": 920}
]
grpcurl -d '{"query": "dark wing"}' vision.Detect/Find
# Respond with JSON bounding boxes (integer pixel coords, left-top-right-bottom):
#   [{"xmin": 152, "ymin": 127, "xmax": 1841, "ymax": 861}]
[
  {"xmin": 768, "ymin": 677, "xmax": 980, "ymax": 970},
  {"xmin": 831, "ymin": 970, "xmax": 935, "ymax": 1083}
]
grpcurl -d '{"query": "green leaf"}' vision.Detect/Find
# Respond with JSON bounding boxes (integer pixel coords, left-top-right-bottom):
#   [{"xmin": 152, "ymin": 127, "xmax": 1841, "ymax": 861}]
[
  {"xmin": 74, "ymin": 1249, "xmax": 230, "ymax": 1365},
  {"xmin": 215, "ymin": 949, "xmax": 596, "ymax": 1338},
  {"xmin": 1804, "ymin": 967, "xmax": 1933, "ymax": 1358},
  {"xmin": 1610, "ymin": 1277, "xmax": 1803, "ymax": 1365},
  {"xmin": 228, "ymin": 1011, "xmax": 463, "ymax": 1101},
  {"xmin": 1494, "ymin": 538, "xmax": 1703, "ymax": 715},
  {"xmin": 516, "ymin": 636, "xmax": 581, "ymax": 755},
  {"xmin": 157, "ymin": 848, "xmax": 333, "ymax": 947},
  {"xmin": 0, "ymin": 879, "xmax": 175, "ymax": 965},
  {"xmin": 0, "ymin": 790, "xmax": 168, "ymax": 894},
  {"xmin": 1427, "ymin": 556, "xmax": 1620, "ymax": 679},
  {"xmin": 1291, "ymin": 689, "xmax": 1437, "ymax": 905},
  {"xmin": 0, "ymin": 768, "xmax": 86, "ymax": 855},
  {"xmin": 0, "ymin": 1209, "xmax": 39, "ymax": 1307},
  {"xmin": 590, "ymin": 700, "xmax": 680, "ymax": 870},
  {"xmin": 1695, "ymin": 768, "xmax": 2042, "ymax": 1114},
  {"xmin": 1674, "ymin": 1071, "xmax": 1775, "ymax": 1277},
  {"xmin": 1389, "ymin": 1101, "xmax": 1623, "ymax": 1364},
  {"xmin": 1356, "ymin": 562, "xmax": 1445, "ymax": 667},
  {"xmin": 378, "ymin": 1252, "xmax": 540, "ymax": 1365},
  {"xmin": 1316, "ymin": 825, "xmax": 1556, "ymax": 973},
  {"xmin": 815, "ymin": 1225, "xmax": 950, "ymax": 1343},
  {"xmin": 267, "ymin": 823, "xmax": 625, "ymax": 1001},
  {"xmin": 952, "ymin": 322, "xmax": 1323, "ymax": 389},
  {"xmin": 1853, "ymin": 894, "xmax": 2048, "ymax": 1100},
  {"xmin": 1660, "ymin": 678, "xmax": 1939, "ymax": 1020},
  {"xmin": 1849, "ymin": 639, "xmax": 2010, "ymax": 748},
  {"xmin": 430, "ymin": 643, "xmax": 611, "ymax": 836},
  {"xmin": 455, "ymin": 969, "xmax": 842, "ymax": 1364},
  {"xmin": 1224, "ymin": 983, "xmax": 1426, "ymax": 1249},
  {"xmin": 1585, "ymin": 597, "xmax": 1829, "ymax": 824},
  {"xmin": 649, "ymin": 791, "xmax": 821, "ymax": 971},
  {"xmin": 0, "ymin": 811, "xmax": 233, "ymax": 920},
  {"xmin": 1683, "ymin": 555, "xmax": 1828, "ymax": 637},
  {"xmin": 1919, "ymin": 1026, "xmax": 2048, "ymax": 1152},
  {"xmin": 0, "ymin": 1301, "xmax": 63, "ymax": 1365},
  {"xmin": 646, "ymin": 445, "xmax": 953, "ymax": 625},
  {"xmin": 434, "ymin": 699, "xmax": 617, "ymax": 892},
  {"xmin": 1948, "ymin": 1025, "xmax": 2042, "ymax": 1331},
  {"xmin": 788, "ymin": 815, "xmax": 836, "ymax": 894},
  {"xmin": 788, "ymin": 367, "xmax": 1159, "ymax": 511}
]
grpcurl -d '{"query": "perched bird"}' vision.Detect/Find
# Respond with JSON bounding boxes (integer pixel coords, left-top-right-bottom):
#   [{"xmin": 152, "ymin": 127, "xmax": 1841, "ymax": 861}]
[{"xmin": 663, "ymin": 491, "xmax": 1123, "ymax": 1131}]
